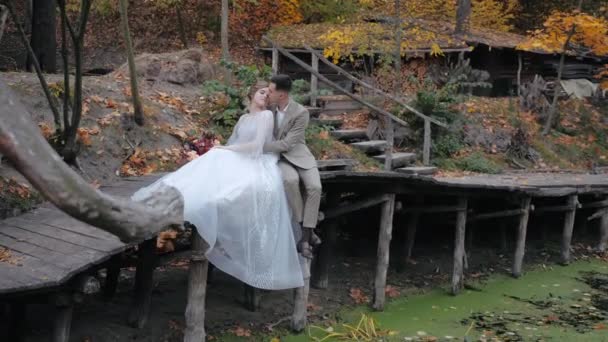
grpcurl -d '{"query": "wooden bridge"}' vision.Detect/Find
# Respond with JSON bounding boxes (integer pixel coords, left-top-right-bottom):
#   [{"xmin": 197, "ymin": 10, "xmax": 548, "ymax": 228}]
[{"xmin": 2, "ymin": 167, "xmax": 608, "ymax": 341}]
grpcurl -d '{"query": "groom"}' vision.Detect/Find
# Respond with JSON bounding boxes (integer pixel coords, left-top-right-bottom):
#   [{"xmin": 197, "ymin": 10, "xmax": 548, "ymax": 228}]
[{"xmin": 265, "ymin": 74, "xmax": 322, "ymax": 259}]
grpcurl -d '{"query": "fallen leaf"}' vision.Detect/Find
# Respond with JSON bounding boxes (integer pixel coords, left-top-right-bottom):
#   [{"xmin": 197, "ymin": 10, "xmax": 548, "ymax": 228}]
[
  {"xmin": 232, "ymin": 326, "xmax": 251, "ymax": 337},
  {"xmin": 349, "ymin": 287, "xmax": 369, "ymax": 304}
]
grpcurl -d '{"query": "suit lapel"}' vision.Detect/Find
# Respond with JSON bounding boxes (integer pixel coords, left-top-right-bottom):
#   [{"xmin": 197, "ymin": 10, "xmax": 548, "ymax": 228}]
[{"xmin": 278, "ymin": 100, "xmax": 297, "ymax": 138}]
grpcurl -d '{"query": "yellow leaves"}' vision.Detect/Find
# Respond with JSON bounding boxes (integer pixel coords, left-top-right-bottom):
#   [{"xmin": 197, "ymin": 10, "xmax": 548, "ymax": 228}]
[
  {"xmin": 518, "ymin": 11, "xmax": 608, "ymax": 56},
  {"xmin": 196, "ymin": 32, "xmax": 207, "ymax": 46},
  {"xmin": 430, "ymin": 43, "xmax": 444, "ymax": 57}
]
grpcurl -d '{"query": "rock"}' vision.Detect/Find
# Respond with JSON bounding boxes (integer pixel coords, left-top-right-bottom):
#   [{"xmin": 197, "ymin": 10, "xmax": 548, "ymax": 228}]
[{"xmin": 116, "ymin": 48, "xmax": 217, "ymax": 86}]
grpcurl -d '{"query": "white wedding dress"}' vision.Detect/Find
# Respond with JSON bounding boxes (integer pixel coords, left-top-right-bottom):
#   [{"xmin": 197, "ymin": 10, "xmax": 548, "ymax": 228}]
[{"xmin": 132, "ymin": 110, "xmax": 304, "ymax": 290}]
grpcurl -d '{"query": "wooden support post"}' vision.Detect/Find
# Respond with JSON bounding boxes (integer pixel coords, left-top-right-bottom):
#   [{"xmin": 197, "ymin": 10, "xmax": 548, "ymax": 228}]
[
  {"xmin": 598, "ymin": 213, "xmax": 608, "ymax": 252},
  {"xmin": 465, "ymin": 221, "xmax": 474, "ymax": 270},
  {"xmin": 312, "ymin": 193, "xmax": 339, "ymax": 289},
  {"xmin": 560, "ymin": 195, "xmax": 578, "ymax": 265},
  {"xmin": 499, "ymin": 221, "xmax": 509, "ymax": 251},
  {"xmin": 402, "ymin": 213, "xmax": 419, "ymax": 268},
  {"xmin": 423, "ymin": 119, "xmax": 431, "ymax": 166},
  {"xmin": 7, "ymin": 302, "xmax": 26, "ymax": 342},
  {"xmin": 53, "ymin": 293, "xmax": 73, "ymax": 342},
  {"xmin": 104, "ymin": 254, "xmax": 122, "ymax": 300},
  {"xmin": 244, "ymin": 284, "xmax": 260, "ymax": 312},
  {"xmin": 512, "ymin": 197, "xmax": 531, "ymax": 278},
  {"xmin": 310, "ymin": 53, "xmax": 318, "ymax": 107},
  {"xmin": 292, "ymin": 257, "xmax": 312, "ymax": 332},
  {"xmin": 451, "ymin": 197, "xmax": 468, "ymax": 295},
  {"xmin": 372, "ymin": 194, "xmax": 395, "ymax": 311},
  {"xmin": 184, "ymin": 230, "xmax": 209, "ymax": 342},
  {"xmin": 272, "ymin": 47, "xmax": 279, "ymax": 75},
  {"xmin": 384, "ymin": 117, "xmax": 394, "ymax": 170},
  {"xmin": 127, "ymin": 238, "xmax": 157, "ymax": 328}
]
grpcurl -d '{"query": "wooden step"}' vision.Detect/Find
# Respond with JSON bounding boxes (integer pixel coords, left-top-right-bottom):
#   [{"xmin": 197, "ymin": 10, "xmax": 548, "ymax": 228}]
[
  {"xmin": 330, "ymin": 129, "xmax": 367, "ymax": 141},
  {"xmin": 322, "ymin": 100, "xmax": 362, "ymax": 111},
  {"xmin": 350, "ymin": 140, "xmax": 388, "ymax": 154},
  {"xmin": 372, "ymin": 152, "xmax": 417, "ymax": 169},
  {"xmin": 305, "ymin": 106, "xmax": 323, "ymax": 117},
  {"xmin": 311, "ymin": 118, "xmax": 343, "ymax": 128},
  {"xmin": 320, "ymin": 109, "xmax": 356, "ymax": 116},
  {"xmin": 395, "ymin": 166, "xmax": 438, "ymax": 176},
  {"xmin": 317, "ymin": 159, "xmax": 355, "ymax": 171}
]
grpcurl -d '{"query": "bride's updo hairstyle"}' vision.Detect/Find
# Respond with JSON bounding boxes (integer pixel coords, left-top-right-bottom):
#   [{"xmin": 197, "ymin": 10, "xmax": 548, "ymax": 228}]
[{"xmin": 247, "ymin": 80, "xmax": 269, "ymax": 100}]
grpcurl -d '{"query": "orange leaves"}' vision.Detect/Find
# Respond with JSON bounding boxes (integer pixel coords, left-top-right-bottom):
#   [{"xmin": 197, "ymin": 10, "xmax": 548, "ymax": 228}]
[
  {"xmin": 349, "ymin": 287, "xmax": 370, "ymax": 304},
  {"xmin": 157, "ymin": 229, "xmax": 178, "ymax": 253},
  {"xmin": 153, "ymin": 91, "xmax": 199, "ymax": 115},
  {"xmin": 518, "ymin": 11, "xmax": 608, "ymax": 56},
  {"xmin": 230, "ymin": 0, "xmax": 303, "ymax": 43},
  {"xmin": 77, "ymin": 126, "xmax": 101, "ymax": 146},
  {"xmin": 385, "ymin": 285, "xmax": 400, "ymax": 298},
  {"xmin": 38, "ymin": 122, "xmax": 54, "ymax": 140},
  {"xmin": 231, "ymin": 326, "xmax": 251, "ymax": 337},
  {"xmin": 120, "ymin": 148, "xmax": 156, "ymax": 177},
  {"xmin": 119, "ymin": 147, "xmax": 188, "ymax": 177}
]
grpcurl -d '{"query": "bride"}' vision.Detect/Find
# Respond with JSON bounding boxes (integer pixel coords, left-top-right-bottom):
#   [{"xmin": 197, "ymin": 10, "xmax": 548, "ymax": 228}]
[{"xmin": 132, "ymin": 81, "xmax": 304, "ymax": 290}]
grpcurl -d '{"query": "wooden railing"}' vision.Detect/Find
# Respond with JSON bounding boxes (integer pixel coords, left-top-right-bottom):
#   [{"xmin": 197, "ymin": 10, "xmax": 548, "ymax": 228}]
[{"xmin": 263, "ymin": 36, "xmax": 449, "ymax": 168}]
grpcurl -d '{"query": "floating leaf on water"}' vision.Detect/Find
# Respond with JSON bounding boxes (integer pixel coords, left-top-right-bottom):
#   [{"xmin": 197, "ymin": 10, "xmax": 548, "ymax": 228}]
[{"xmin": 417, "ymin": 331, "xmax": 427, "ymax": 336}]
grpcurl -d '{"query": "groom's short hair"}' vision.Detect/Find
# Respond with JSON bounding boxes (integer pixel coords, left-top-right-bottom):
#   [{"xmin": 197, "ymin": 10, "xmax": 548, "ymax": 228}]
[{"xmin": 271, "ymin": 74, "xmax": 292, "ymax": 92}]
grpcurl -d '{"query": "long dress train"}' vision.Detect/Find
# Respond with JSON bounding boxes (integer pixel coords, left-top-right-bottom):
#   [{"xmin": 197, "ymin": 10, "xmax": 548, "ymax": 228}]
[{"xmin": 132, "ymin": 110, "xmax": 304, "ymax": 290}]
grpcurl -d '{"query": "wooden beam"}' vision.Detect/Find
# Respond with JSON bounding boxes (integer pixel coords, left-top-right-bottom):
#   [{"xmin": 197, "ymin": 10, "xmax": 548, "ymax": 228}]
[
  {"xmin": 310, "ymin": 52, "xmax": 318, "ymax": 107},
  {"xmin": 184, "ymin": 230, "xmax": 209, "ymax": 342},
  {"xmin": 372, "ymin": 194, "xmax": 395, "ymax": 311},
  {"xmin": 401, "ymin": 204, "xmax": 467, "ymax": 214},
  {"xmin": 469, "ymin": 209, "xmax": 527, "ymax": 222},
  {"xmin": 588, "ymin": 208, "xmax": 608, "ymax": 221},
  {"xmin": 323, "ymin": 194, "xmax": 390, "ymax": 220},
  {"xmin": 243, "ymin": 284, "xmax": 260, "ymax": 312},
  {"xmin": 292, "ymin": 258, "xmax": 312, "ymax": 332},
  {"xmin": 560, "ymin": 195, "xmax": 578, "ymax": 265},
  {"xmin": 53, "ymin": 293, "xmax": 73, "ymax": 342},
  {"xmin": 262, "ymin": 36, "xmax": 414, "ymax": 129},
  {"xmin": 304, "ymin": 45, "xmax": 448, "ymax": 128},
  {"xmin": 312, "ymin": 193, "xmax": 340, "ymax": 289},
  {"xmin": 512, "ymin": 197, "xmax": 531, "ymax": 278},
  {"xmin": 423, "ymin": 119, "xmax": 432, "ymax": 165},
  {"xmin": 581, "ymin": 199, "xmax": 608, "ymax": 209},
  {"xmin": 272, "ymin": 46, "xmax": 279, "ymax": 75},
  {"xmin": 451, "ymin": 197, "xmax": 468, "ymax": 295},
  {"xmin": 598, "ymin": 213, "xmax": 608, "ymax": 252},
  {"xmin": 533, "ymin": 201, "xmax": 581, "ymax": 214},
  {"xmin": 257, "ymin": 46, "xmax": 471, "ymax": 54},
  {"xmin": 127, "ymin": 238, "xmax": 157, "ymax": 328}
]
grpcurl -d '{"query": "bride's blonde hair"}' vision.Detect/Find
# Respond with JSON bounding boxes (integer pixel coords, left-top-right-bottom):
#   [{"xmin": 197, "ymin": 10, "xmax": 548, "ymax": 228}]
[{"xmin": 247, "ymin": 80, "xmax": 269, "ymax": 100}]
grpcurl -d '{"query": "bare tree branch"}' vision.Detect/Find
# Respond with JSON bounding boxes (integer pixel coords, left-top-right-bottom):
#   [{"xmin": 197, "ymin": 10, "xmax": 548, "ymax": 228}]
[{"xmin": 0, "ymin": 80, "xmax": 184, "ymax": 242}]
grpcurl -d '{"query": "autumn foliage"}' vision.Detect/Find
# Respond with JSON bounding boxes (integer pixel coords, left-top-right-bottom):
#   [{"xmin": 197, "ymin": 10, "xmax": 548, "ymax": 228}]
[
  {"xmin": 229, "ymin": 0, "xmax": 303, "ymax": 43},
  {"xmin": 518, "ymin": 11, "xmax": 608, "ymax": 56}
]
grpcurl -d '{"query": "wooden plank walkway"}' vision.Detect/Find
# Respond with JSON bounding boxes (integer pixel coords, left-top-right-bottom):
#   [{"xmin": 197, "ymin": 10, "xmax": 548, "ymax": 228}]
[{"xmin": 0, "ymin": 176, "xmax": 158, "ymax": 295}]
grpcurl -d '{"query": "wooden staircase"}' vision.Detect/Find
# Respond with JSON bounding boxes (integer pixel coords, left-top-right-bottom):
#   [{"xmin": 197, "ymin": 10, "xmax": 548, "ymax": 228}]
[{"xmin": 310, "ymin": 96, "xmax": 438, "ymax": 176}]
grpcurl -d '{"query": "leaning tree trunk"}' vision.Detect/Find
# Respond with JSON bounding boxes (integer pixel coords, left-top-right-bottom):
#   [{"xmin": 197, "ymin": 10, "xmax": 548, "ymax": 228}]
[
  {"xmin": 455, "ymin": 0, "xmax": 471, "ymax": 35},
  {"xmin": 28, "ymin": 0, "xmax": 57, "ymax": 73},
  {"xmin": 0, "ymin": 80, "xmax": 184, "ymax": 242},
  {"xmin": 118, "ymin": 0, "xmax": 144, "ymax": 126}
]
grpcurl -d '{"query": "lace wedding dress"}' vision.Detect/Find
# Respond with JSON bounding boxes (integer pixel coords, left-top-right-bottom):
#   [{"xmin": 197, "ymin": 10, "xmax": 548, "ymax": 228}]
[{"xmin": 132, "ymin": 110, "xmax": 304, "ymax": 290}]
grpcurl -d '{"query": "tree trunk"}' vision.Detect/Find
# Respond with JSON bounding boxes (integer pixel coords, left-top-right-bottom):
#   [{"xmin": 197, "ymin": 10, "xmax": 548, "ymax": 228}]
[
  {"xmin": 6, "ymin": 0, "xmax": 61, "ymax": 132},
  {"xmin": 62, "ymin": 0, "xmax": 92, "ymax": 163},
  {"xmin": 221, "ymin": 0, "xmax": 231, "ymax": 82},
  {"xmin": 28, "ymin": 0, "xmax": 56, "ymax": 73},
  {"xmin": 0, "ymin": 80, "xmax": 184, "ymax": 242},
  {"xmin": 0, "ymin": 5, "xmax": 8, "ymax": 42},
  {"xmin": 542, "ymin": 0, "xmax": 582, "ymax": 135},
  {"xmin": 455, "ymin": 0, "xmax": 472, "ymax": 34},
  {"xmin": 175, "ymin": 5, "xmax": 188, "ymax": 48},
  {"xmin": 118, "ymin": 0, "xmax": 144, "ymax": 126}
]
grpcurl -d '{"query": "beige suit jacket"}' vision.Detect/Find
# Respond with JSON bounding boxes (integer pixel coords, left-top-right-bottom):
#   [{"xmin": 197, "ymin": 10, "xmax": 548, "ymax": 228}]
[{"xmin": 264, "ymin": 99, "xmax": 317, "ymax": 170}]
